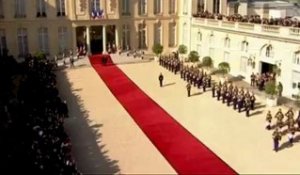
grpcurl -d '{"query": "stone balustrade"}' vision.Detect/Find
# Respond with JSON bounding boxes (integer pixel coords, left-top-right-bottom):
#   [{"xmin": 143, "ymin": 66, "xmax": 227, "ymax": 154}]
[{"xmin": 192, "ymin": 18, "xmax": 300, "ymax": 38}]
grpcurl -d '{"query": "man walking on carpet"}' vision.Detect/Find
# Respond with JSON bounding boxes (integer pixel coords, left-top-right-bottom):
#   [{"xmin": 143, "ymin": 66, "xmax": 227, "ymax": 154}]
[{"xmin": 159, "ymin": 73, "xmax": 164, "ymax": 87}]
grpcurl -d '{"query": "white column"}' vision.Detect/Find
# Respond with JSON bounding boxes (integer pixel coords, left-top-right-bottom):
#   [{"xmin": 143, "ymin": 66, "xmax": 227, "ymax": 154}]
[
  {"xmin": 102, "ymin": 25, "xmax": 107, "ymax": 53},
  {"xmin": 86, "ymin": 26, "xmax": 91, "ymax": 54},
  {"xmin": 115, "ymin": 25, "xmax": 119, "ymax": 50}
]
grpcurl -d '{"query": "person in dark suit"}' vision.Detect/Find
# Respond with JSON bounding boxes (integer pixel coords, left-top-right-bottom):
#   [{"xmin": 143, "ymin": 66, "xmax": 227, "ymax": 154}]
[
  {"xmin": 186, "ymin": 83, "xmax": 191, "ymax": 97},
  {"xmin": 159, "ymin": 73, "xmax": 164, "ymax": 87}
]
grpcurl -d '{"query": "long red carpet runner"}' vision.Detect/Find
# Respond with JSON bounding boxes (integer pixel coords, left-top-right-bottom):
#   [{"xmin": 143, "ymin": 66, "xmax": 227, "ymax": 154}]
[{"xmin": 90, "ymin": 54, "xmax": 237, "ymax": 174}]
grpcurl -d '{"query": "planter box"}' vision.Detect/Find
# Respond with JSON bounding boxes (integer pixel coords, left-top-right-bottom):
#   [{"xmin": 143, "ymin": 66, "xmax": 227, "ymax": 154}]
[{"xmin": 266, "ymin": 97, "xmax": 278, "ymax": 107}]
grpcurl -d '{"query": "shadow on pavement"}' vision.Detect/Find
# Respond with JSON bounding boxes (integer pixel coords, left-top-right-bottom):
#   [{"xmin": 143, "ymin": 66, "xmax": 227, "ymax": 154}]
[
  {"xmin": 56, "ymin": 70, "xmax": 120, "ymax": 174},
  {"xmin": 163, "ymin": 82, "xmax": 176, "ymax": 87}
]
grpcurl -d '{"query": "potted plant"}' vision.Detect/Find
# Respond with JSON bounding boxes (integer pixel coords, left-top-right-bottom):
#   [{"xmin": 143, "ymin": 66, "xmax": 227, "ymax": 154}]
[
  {"xmin": 188, "ymin": 50, "xmax": 199, "ymax": 63},
  {"xmin": 218, "ymin": 62, "xmax": 230, "ymax": 83},
  {"xmin": 265, "ymin": 81, "xmax": 278, "ymax": 107},
  {"xmin": 202, "ymin": 56, "xmax": 213, "ymax": 73},
  {"xmin": 178, "ymin": 44, "xmax": 187, "ymax": 61},
  {"xmin": 152, "ymin": 43, "xmax": 163, "ymax": 61}
]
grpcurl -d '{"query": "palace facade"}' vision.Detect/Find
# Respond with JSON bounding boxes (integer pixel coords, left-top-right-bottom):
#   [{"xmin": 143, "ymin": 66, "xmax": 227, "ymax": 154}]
[
  {"xmin": 0, "ymin": 0, "xmax": 300, "ymax": 98},
  {"xmin": 0, "ymin": 0, "xmax": 178, "ymax": 57}
]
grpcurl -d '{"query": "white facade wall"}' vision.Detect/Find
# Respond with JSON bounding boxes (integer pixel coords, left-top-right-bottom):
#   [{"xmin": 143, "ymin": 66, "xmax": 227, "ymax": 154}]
[{"xmin": 187, "ymin": 18, "xmax": 300, "ymax": 98}]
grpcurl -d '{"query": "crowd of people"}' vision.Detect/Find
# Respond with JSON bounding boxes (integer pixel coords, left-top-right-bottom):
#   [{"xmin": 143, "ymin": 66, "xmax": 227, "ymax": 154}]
[
  {"xmin": 0, "ymin": 52, "xmax": 80, "ymax": 174},
  {"xmin": 250, "ymin": 72, "xmax": 277, "ymax": 91},
  {"xmin": 193, "ymin": 11, "xmax": 300, "ymax": 28},
  {"xmin": 266, "ymin": 108, "xmax": 300, "ymax": 152}
]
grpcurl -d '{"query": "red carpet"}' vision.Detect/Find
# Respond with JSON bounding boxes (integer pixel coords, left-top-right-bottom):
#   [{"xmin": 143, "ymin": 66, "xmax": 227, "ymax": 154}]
[{"xmin": 90, "ymin": 55, "xmax": 237, "ymax": 174}]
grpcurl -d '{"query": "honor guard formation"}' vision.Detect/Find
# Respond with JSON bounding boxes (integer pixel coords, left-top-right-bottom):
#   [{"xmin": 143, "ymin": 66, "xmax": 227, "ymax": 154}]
[
  {"xmin": 159, "ymin": 54, "xmax": 300, "ymax": 152},
  {"xmin": 159, "ymin": 55, "xmax": 256, "ymax": 117},
  {"xmin": 266, "ymin": 108, "xmax": 300, "ymax": 152}
]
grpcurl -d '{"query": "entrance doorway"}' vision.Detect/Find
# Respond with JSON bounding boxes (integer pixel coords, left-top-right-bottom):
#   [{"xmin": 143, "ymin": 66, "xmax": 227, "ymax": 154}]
[
  {"xmin": 261, "ymin": 61, "xmax": 275, "ymax": 74},
  {"xmin": 90, "ymin": 26, "xmax": 103, "ymax": 54}
]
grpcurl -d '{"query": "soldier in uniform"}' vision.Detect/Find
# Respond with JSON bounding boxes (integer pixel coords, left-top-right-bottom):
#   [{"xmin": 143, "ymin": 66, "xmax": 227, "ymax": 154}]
[
  {"xmin": 216, "ymin": 85, "xmax": 221, "ymax": 101},
  {"xmin": 250, "ymin": 72, "xmax": 256, "ymax": 86},
  {"xmin": 226, "ymin": 91, "xmax": 231, "ymax": 106},
  {"xmin": 158, "ymin": 73, "xmax": 164, "ymax": 87},
  {"xmin": 266, "ymin": 111, "xmax": 272, "ymax": 130},
  {"xmin": 288, "ymin": 127, "xmax": 296, "ymax": 146},
  {"xmin": 296, "ymin": 110, "xmax": 300, "ymax": 128},
  {"xmin": 232, "ymin": 93, "xmax": 238, "ymax": 110},
  {"xmin": 212, "ymin": 83, "xmax": 216, "ymax": 97},
  {"xmin": 285, "ymin": 108, "xmax": 294, "ymax": 120},
  {"xmin": 237, "ymin": 95, "xmax": 243, "ymax": 113},
  {"xmin": 272, "ymin": 128, "xmax": 282, "ymax": 152},
  {"xmin": 186, "ymin": 83, "xmax": 191, "ymax": 97},
  {"xmin": 207, "ymin": 75, "xmax": 212, "ymax": 88},
  {"xmin": 245, "ymin": 98, "xmax": 251, "ymax": 117},
  {"xmin": 250, "ymin": 93, "xmax": 256, "ymax": 110},
  {"xmin": 275, "ymin": 108, "xmax": 284, "ymax": 127},
  {"xmin": 202, "ymin": 77, "xmax": 207, "ymax": 92}
]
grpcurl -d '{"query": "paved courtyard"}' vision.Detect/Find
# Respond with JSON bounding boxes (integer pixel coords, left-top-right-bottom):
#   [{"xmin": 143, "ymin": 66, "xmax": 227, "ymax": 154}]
[{"xmin": 56, "ymin": 55, "xmax": 300, "ymax": 174}]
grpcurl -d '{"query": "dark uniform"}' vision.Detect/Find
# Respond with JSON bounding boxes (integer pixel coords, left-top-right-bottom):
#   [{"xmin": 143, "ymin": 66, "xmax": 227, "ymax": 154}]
[
  {"xmin": 275, "ymin": 109, "xmax": 284, "ymax": 127},
  {"xmin": 212, "ymin": 83, "xmax": 216, "ymax": 97},
  {"xmin": 226, "ymin": 92, "xmax": 231, "ymax": 106},
  {"xmin": 216, "ymin": 86, "xmax": 221, "ymax": 101},
  {"xmin": 159, "ymin": 73, "xmax": 164, "ymax": 87},
  {"xmin": 266, "ymin": 111, "xmax": 272, "ymax": 130},
  {"xmin": 232, "ymin": 94, "xmax": 237, "ymax": 110},
  {"xmin": 250, "ymin": 94, "xmax": 256, "ymax": 110},
  {"xmin": 186, "ymin": 83, "xmax": 191, "ymax": 97},
  {"xmin": 250, "ymin": 73, "xmax": 256, "ymax": 86},
  {"xmin": 245, "ymin": 98, "xmax": 251, "ymax": 117},
  {"xmin": 272, "ymin": 129, "xmax": 281, "ymax": 152},
  {"xmin": 237, "ymin": 95, "xmax": 243, "ymax": 113}
]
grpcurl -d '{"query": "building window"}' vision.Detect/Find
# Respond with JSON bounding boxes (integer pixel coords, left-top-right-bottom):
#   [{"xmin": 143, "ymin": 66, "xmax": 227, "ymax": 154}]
[
  {"xmin": 91, "ymin": 0, "xmax": 104, "ymax": 18},
  {"xmin": 197, "ymin": 31, "xmax": 202, "ymax": 42},
  {"xmin": 224, "ymin": 37, "xmax": 230, "ymax": 48},
  {"xmin": 209, "ymin": 34, "xmax": 214, "ymax": 45},
  {"xmin": 240, "ymin": 56, "xmax": 248, "ymax": 74},
  {"xmin": 15, "ymin": 0, "xmax": 26, "ymax": 18},
  {"xmin": 0, "ymin": 29, "xmax": 7, "ymax": 56},
  {"xmin": 0, "ymin": 0, "xmax": 4, "ymax": 18},
  {"xmin": 234, "ymin": 3, "xmax": 239, "ymax": 14},
  {"xmin": 241, "ymin": 41, "xmax": 248, "ymax": 52},
  {"xmin": 154, "ymin": 23, "xmax": 161, "ymax": 44},
  {"xmin": 56, "ymin": 0, "xmax": 66, "ymax": 16},
  {"xmin": 36, "ymin": 0, "xmax": 46, "ymax": 17},
  {"xmin": 122, "ymin": 0, "xmax": 130, "ymax": 15},
  {"xmin": 154, "ymin": 0, "xmax": 162, "ymax": 14},
  {"xmin": 224, "ymin": 51, "xmax": 230, "ymax": 62},
  {"xmin": 197, "ymin": 0, "xmax": 204, "ymax": 13},
  {"xmin": 183, "ymin": 0, "xmax": 188, "ymax": 14},
  {"xmin": 38, "ymin": 27, "xmax": 49, "ymax": 54},
  {"xmin": 266, "ymin": 45, "xmax": 273, "ymax": 57},
  {"xmin": 58, "ymin": 27, "xmax": 68, "ymax": 54},
  {"xmin": 169, "ymin": 22, "xmax": 176, "ymax": 47},
  {"xmin": 138, "ymin": 23, "xmax": 147, "ymax": 49},
  {"xmin": 138, "ymin": 0, "xmax": 147, "ymax": 15},
  {"xmin": 17, "ymin": 28, "xmax": 28, "ymax": 57},
  {"xmin": 183, "ymin": 23, "xmax": 188, "ymax": 45},
  {"xmin": 213, "ymin": 0, "xmax": 220, "ymax": 14},
  {"xmin": 294, "ymin": 51, "xmax": 300, "ymax": 65},
  {"xmin": 169, "ymin": 0, "xmax": 176, "ymax": 14},
  {"xmin": 122, "ymin": 24, "xmax": 130, "ymax": 50},
  {"xmin": 209, "ymin": 48, "xmax": 215, "ymax": 59}
]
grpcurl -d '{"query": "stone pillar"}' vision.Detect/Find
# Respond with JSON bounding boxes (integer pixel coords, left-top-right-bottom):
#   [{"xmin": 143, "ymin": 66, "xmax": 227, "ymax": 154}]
[
  {"xmin": 102, "ymin": 25, "xmax": 107, "ymax": 53},
  {"xmin": 115, "ymin": 25, "xmax": 119, "ymax": 51},
  {"xmin": 86, "ymin": 26, "xmax": 91, "ymax": 54}
]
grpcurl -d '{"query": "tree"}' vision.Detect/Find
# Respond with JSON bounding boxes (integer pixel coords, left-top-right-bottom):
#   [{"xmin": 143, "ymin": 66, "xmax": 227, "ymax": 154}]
[
  {"xmin": 265, "ymin": 81, "xmax": 277, "ymax": 99},
  {"xmin": 34, "ymin": 51, "xmax": 47, "ymax": 60},
  {"xmin": 178, "ymin": 44, "xmax": 187, "ymax": 55},
  {"xmin": 152, "ymin": 43, "xmax": 163, "ymax": 56},
  {"xmin": 188, "ymin": 51, "xmax": 199, "ymax": 62},
  {"xmin": 202, "ymin": 56, "xmax": 213, "ymax": 68},
  {"xmin": 218, "ymin": 62, "xmax": 230, "ymax": 76}
]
